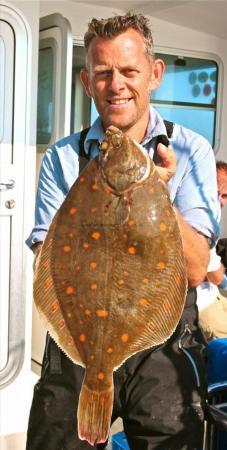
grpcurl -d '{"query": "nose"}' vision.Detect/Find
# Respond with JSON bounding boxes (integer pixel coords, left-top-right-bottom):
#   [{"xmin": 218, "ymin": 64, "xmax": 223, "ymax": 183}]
[{"xmin": 109, "ymin": 69, "xmax": 125, "ymax": 92}]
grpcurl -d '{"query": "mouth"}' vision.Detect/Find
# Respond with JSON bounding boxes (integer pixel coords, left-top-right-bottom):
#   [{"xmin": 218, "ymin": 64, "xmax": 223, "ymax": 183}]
[{"xmin": 107, "ymin": 98, "xmax": 132, "ymax": 105}]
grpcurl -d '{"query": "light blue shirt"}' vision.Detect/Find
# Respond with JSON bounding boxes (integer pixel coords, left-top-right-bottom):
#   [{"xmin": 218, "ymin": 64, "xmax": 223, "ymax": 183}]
[{"xmin": 26, "ymin": 106, "xmax": 220, "ymax": 248}]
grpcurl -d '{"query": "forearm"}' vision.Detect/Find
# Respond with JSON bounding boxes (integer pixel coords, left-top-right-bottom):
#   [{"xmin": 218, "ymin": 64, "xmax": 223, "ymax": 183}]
[{"xmin": 174, "ymin": 208, "xmax": 210, "ymax": 287}]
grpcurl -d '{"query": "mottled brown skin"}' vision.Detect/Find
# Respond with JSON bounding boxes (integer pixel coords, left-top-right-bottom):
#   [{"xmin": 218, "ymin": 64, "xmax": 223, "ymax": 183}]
[{"xmin": 34, "ymin": 126, "xmax": 187, "ymax": 445}]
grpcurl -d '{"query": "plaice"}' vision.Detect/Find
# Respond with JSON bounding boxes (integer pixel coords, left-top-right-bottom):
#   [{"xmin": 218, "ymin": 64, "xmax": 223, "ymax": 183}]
[{"xmin": 34, "ymin": 125, "xmax": 187, "ymax": 446}]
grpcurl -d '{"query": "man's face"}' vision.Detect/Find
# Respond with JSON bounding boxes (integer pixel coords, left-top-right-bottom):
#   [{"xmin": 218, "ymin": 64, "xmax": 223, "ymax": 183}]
[
  {"xmin": 217, "ymin": 169, "xmax": 227, "ymax": 208},
  {"xmin": 80, "ymin": 29, "xmax": 164, "ymax": 138}
]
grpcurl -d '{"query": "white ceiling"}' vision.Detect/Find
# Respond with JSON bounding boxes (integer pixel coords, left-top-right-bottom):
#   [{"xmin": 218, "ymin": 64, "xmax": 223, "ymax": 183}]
[{"xmin": 76, "ymin": 0, "xmax": 227, "ymax": 40}]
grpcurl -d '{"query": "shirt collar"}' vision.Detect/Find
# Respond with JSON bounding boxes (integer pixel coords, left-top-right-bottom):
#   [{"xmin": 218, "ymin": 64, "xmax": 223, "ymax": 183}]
[{"xmin": 83, "ymin": 106, "xmax": 168, "ymax": 154}]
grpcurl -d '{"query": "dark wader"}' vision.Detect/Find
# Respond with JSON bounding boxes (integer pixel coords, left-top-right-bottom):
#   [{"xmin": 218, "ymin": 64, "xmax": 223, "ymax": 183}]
[
  {"xmin": 26, "ymin": 123, "xmax": 208, "ymax": 449},
  {"xmin": 26, "ymin": 289, "xmax": 208, "ymax": 450}
]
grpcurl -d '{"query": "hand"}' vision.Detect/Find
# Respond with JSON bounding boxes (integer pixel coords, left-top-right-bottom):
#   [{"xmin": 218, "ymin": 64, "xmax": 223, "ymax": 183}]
[
  {"xmin": 155, "ymin": 143, "xmax": 176, "ymax": 183},
  {"xmin": 32, "ymin": 242, "xmax": 43, "ymax": 272}
]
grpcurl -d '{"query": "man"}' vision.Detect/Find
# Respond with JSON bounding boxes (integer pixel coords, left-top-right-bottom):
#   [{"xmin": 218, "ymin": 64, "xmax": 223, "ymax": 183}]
[
  {"xmin": 26, "ymin": 12, "xmax": 220, "ymax": 450},
  {"xmin": 198, "ymin": 161, "xmax": 227, "ymax": 339}
]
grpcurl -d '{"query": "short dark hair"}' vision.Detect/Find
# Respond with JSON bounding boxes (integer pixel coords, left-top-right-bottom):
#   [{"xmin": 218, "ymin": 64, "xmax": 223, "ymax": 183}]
[
  {"xmin": 216, "ymin": 160, "xmax": 227, "ymax": 173},
  {"xmin": 84, "ymin": 11, "xmax": 154, "ymax": 59}
]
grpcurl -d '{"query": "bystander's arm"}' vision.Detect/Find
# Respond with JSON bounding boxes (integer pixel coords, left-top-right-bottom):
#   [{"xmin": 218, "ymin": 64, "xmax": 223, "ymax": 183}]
[{"xmin": 207, "ymin": 264, "xmax": 225, "ymax": 285}]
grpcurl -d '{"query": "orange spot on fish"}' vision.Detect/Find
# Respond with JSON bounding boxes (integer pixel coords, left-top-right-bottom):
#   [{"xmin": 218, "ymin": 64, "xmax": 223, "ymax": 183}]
[
  {"xmin": 96, "ymin": 309, "xmax": 108, "ymax": 317},
  {"xmin": 69, "ymin": 207, "xmax": 77, "ymax": 215},
  {"xmin": 117, "ymin": 279, "xmax": 124, "ymax": 285},
  {"xmin": 107, "ymin": 347, "xmax": 113, "ymax": 354},
  {"xmin": 142, "ymin": 278, "xmax": 149, "ymax": 284},
  {"xmin": 163, "ymin": 302, "xmax": 170, "ymax": 312},
  {"xmin": 139, "ymin": 298, "xmax": 149, "ymax": 306},
  {"xmin": 90, "ymin": 262, "xmax": 97, "ymax": 269},
  {"xmin": 97, "ymin": 372, "xmax": 105, "ymax": 381},
  {"xmin": 66, "ymin": 286, "xmax": 74, "ymax": 295},
  {"xmin": 84, "ymin": 309, "xmax": 92, "ymax": 315},
  {"xmin": 149, "ymin": 187, "xmax": 155, "ymax": 193},
  {"xmin": 175, "ymin": 275, "xmax": 181, "ymax": 285},
  {"xmin": 127, "ymin": 220, "xmax": 134, "ymax": 227},
  {"xmin": 156, "ymin": 261, "xmax": 165, "ymax": 270},
  {"xmin": 58, "ymin": 320, "xmax": 65, "ymax": 329},
  {"xmin": 51, "ymin": 302, "xmax": 59, "ymax": 312},
  {"xmin": 91, "ymin": 184, "xmax": 99, "ymax": 191},
  {"xmin": 43, "ymin": 260, "xmax": 49, "ymax": 269},
  {"xmin": 79, "ymin": 320, "xmax": 84, "ymax": 325},
  {"xmin": 123, "ymin": 271, "xmax": 129, "ymax": 276},
  {"xmin": 63, "ymin": 245, "xmax": 71, "ymax": 253},
  {"xmin": 79, "ymin": 334, "xmax": 86, "ymax": 342},
  {"xmin": 104, "ymin": 187, "xmax": 111, "ymax": 194},
  {"xmin": 91, "ymin": 283, "xmax": 97, "ymax": 290},
  {"xmin": 75, "ymin": 265, "xmax": 81, "ymax": 272},
  {"xmin": 44, "ymin": 277, "xmax": 53, "ymax": 289},
  {"xmin": 68, "ymin": 232, "xmax": 74, "ymax": 239},
  {"xmin": 91, "ymin": 207, "xmax": 97, "ymax": 213},
  {"xmin": 79, "ymin": 177, "xmax": 86, "ymax": 183},
  {"xmin": 83, "ymin": 242, "xmax": 89, "ymax": 249},
  {"xmin": 121, "ymin": 333, "xmax": 129, "ymax": 343},
  {"xmin": 160, "ymin": 222, "xmax": 167, "ymax": 231},
  {"xmin": 90, "ymin": 354, "xmax": 95, "ymax": 360},
  {"xmin": 91, "ymin": 231, "xmax": 101, "ymax": 240},
  {"xmin": 128, "ymin": 246, "xmax": 136, "ymax": 255},
  {"xmin": 123, "ymin": 233, "xmax": 128, "ymax": 239}
]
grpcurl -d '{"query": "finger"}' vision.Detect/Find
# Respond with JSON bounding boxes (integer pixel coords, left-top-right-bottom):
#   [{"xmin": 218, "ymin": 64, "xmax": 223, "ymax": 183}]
[
  {"xmin": 155, "ymin": 144, "xmax": 176, "ymax": 182},
  {"xmin": 157, "ymin": 143, "xmax": 176, "ymax": 168}
]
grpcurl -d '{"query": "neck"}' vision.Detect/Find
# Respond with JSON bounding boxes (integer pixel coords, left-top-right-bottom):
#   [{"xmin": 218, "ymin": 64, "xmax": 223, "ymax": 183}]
[{"xmin": 124, "ymin": 109, "xmax": 150, "ymax": 143}]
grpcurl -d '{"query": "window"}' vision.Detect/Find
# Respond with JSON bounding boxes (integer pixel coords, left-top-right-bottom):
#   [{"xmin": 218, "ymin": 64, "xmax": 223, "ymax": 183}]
[
  {"xmin": 152, "ymin": 53, "xmax": 219, "ymax": 148},
  {"xmin": 36, "ymin": 47, "xmax": 54, "ymax": 145},
  {"xmin": 70, "ymin": 46, "xmax": 221, "ymax": 151}
]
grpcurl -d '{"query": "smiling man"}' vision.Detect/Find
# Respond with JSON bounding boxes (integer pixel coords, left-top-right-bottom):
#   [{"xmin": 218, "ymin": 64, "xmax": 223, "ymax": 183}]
[{"xmin": 26, "ymin": 12, "xmax": 220, "ymax": 450}]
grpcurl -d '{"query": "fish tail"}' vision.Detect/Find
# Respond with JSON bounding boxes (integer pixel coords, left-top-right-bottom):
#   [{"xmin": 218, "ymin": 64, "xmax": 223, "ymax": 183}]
[{"xmin": 78, "ymin": 381, "xmax": 113, "ymax": 446}]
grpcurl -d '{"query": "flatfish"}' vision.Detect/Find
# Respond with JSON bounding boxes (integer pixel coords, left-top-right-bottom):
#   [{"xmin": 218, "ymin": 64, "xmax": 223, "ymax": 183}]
[{"xmin": 34, "ymin": 125, "xmax": 187, "ymax": 446}]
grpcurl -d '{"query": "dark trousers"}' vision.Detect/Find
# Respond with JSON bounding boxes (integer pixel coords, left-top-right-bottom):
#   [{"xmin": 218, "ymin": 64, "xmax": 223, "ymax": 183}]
[{"xmin": 26, "ymin": 289, "xmax": 208, "ymax": 450}]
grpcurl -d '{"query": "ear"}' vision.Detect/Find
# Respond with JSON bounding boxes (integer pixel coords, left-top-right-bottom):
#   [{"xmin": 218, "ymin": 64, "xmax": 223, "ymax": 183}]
[
  {"xmin": 80, "ymin": 68, "xmax": 92, "ymax": 97},
  {"xmin": 149, "ymin": 59, "xmax": 165, "ymax": 93}
]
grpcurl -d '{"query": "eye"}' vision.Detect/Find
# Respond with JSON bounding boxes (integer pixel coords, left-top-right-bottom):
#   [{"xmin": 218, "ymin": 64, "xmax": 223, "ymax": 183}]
[{"xmin": 123, "ymin": 69, "xmax": 139, "ymax": 77}]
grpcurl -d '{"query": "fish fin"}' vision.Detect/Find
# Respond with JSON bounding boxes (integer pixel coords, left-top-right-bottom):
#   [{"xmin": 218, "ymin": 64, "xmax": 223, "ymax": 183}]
[
  {"xmin": 34, "ymin": 218, "xmax": 84, "ymax": 367},
  {"xmin": 78, "ymin": 382, "xmax": 113, "ymax": 446}
]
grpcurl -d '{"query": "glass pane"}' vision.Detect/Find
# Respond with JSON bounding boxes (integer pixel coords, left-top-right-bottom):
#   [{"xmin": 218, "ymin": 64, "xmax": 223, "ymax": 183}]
[
  {"xmin": 71, "ymin": 46, "xmax": 90, "ymax": 133},
  {"xmin": 153, "ymin": 54, "xmax": 217, "ymax": 106},
  {"xmin": 0, "ymin": 37, "xmax": 4, "ymax": 143},
  {"xmin": 155, "ymin": 105, "xmax": 215, "ymax": 146},
  {"xmin": 37, "ymin": 47, "xmax": 54, "ymax": 144},
  {"xmin": 152, "ymin": 54, "xmax": 218, "ymax": 146}
]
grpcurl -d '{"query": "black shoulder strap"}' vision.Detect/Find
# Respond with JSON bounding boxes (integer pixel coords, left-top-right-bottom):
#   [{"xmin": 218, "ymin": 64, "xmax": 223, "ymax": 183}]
[
  {"xmin": 153, "ymin": 120, "xmax": 174, "ymax": 165},
  {"xmin": 163, "ymin": 119, "xmax": 174, "ymax": 139},
  {"xmin": 78, "ymin": 127, "xmax": 91, "ymax": 173},
  {"xmin": 78, "ymin": 127, "xmax": 90, "ymax": 158}
]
